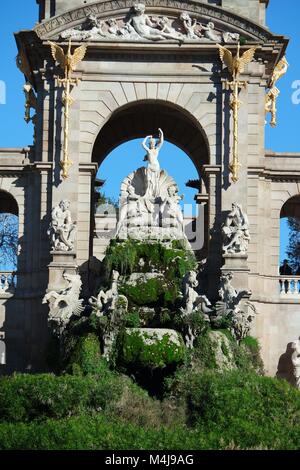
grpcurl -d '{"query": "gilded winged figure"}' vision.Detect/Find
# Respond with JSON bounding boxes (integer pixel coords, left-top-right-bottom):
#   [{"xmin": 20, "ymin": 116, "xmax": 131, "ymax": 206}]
[
  {"xmin": 48, "ymin": 39, "xmax": 87, "ymax": 78},
  {"xmin": 218, "ymin": 44, "xmax": 257, "ymax": 79}
]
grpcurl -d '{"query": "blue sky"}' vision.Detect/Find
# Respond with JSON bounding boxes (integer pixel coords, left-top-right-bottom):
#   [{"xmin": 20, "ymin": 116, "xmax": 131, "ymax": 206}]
[{"xmin": 0, "ymin": 0, "xmax": 299, "ymax": 262}]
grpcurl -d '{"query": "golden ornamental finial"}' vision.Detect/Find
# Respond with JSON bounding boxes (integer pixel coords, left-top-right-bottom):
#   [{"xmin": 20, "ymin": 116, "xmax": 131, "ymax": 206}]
[
  {"xmin": 48, "ymin": 39, "xmax": 87, "ymax": 180},
  {"xmin": 218, "ymin": 43, "xmax": 257, "ymax": 183},
  {"xmin": 265, "ymin": 56, "xmax": 288, "ymax": 128}
]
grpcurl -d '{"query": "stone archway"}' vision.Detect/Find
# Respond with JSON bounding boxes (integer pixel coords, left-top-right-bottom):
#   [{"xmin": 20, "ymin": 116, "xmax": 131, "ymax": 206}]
[
  {"xmin": 89, "ymin": 100, "xmax": 210, "ymax": 263},
  {"xmin": 92, "ymin": 100, "xmax": 210, "ymax": 173}
]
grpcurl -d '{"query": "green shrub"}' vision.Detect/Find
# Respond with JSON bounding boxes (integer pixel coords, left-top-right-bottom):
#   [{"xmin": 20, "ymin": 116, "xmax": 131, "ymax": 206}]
[
  {"xmin": 0, "ymin": 372, "xmax": 124, "ymax": 423},
  {"xmin": 177, "ymin": 370, "xmax": 300, "ymax": 449},
  {"xmin": 0, "ymin": 414, "xmax": 209, "ymax": 450}
]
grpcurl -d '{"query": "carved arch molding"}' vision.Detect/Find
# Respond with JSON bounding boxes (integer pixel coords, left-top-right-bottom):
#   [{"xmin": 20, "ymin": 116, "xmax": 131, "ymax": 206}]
[{"xmin": 35, "ymin": 0, "xmax": 276, "ymax": 42}]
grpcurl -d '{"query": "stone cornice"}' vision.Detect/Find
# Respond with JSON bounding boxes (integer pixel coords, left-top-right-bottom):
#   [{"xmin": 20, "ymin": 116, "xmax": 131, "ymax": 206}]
[
  {"xmin": 33, "ymin": 0, "xmax": 285, "ymax": 45},
  {"xmin": 248, "ymin": 165, "xmax": 300, "ymax": 182},
  {"xmin": 79, "ymin": 163, "xmax": 99, "ymax": 175}
]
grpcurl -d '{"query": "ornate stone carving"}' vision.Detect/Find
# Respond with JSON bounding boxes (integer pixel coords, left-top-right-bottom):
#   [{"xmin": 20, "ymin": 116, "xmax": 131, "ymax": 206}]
[
  {"xmin": 291, "ymin": 337, "xmax": 300, "ymax": 390},
  {"xmin": 48, "ymin": 200, "xmax": 77, "ymax": 252},
  {"xmin": 222, "ymin": 203, "xmax": 250, "ymax": 255},
  {"xmin": 181, "ymin": 270, "xmax": 212, "ymax": 319},
  {"xmin": 180, "ymin": 12, "xmax": 201, "ymax": 40},
  {"xmin": 42, "ymin": 272, "xmax": 84, "ymax": 335},
  {"xmin": 89, "ymin": 270, "xmax": 128, "ymax": 316},
  {"xmin": 34, "ymin": 0, "xmax": 272, "ymax": 43},
  {"xmin": 116, "ymin": 129, "xmax": 188, "ymax": 244},
  {"xmin": 89, "ymin": 270, "xmax": 128, "ymax": 359},
  {"xmin": 58, "ymin": 4, "xmax": 241, "ymax": 44},
  {"xmin": 128, "ymin": 4, "xmax": 182, "ymax": 42},
  {"xmin": 214, "ymin": 272, "xmax": 256, "ymax": 341}
]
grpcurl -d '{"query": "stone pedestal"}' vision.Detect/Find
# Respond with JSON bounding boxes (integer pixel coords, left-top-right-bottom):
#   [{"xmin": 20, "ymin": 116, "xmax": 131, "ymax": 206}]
[
  {"xmin": 221, "ymin": 253, "xmax": 250, "ymax": 292},
  {"xmin": 47, "ymin": 252, "xmax": 77, "ymax": 291}
]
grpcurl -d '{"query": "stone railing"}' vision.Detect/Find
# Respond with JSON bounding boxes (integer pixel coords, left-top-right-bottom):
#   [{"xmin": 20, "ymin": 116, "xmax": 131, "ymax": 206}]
[
  {"xmin": 279, "ymin": 276, "xmax": 300, "ymax": 297},
  {"xmin": 0, "ymin": 272, "xmax": 16, "ymax": 294}
]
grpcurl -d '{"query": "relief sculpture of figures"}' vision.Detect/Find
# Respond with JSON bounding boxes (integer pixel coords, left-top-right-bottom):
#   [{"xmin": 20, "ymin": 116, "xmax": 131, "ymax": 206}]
[
  {"xmin": 222, "ymin": 203, "xmax": 250, "ymax": 255},
  {"xmin": 60, "ymin": 5, "xmax": 239, "ymax": 44},
  {"xmin": 180, "ymin": 12, "xmax": 202, "ymax": 40},
  {"xmin": 48, "ymin": 200, "xmax": 77, "ymax": 252},
  {"xmin": 291, "ymin": 337, "xmax": 300, "ymax": 389},
  {"xmin": 128, "ymin": 4, "xmax": 182, "ymax": 42}
]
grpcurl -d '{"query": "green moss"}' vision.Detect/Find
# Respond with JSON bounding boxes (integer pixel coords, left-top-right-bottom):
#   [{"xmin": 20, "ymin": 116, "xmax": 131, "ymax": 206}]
[
  {"xmin": 67, "ymin": 333, "xmax": 104, "ymax": 376},
  {"xmin": 124, "ymin": 312, "xmax": 141, "ymax": 328},
  {"xmin": 120, "ymin": 278, "xmax": 165, "ymax": 306},
  {"xmin": 240, "ymin": 336, "xmax": 264, "ymax": 374},
  {"xmin": 221, "ymin": 340, "xmax": 230, "ymax": 358},
  {"xmin": 118, "ymin": 330, "xmax": 186, "ymax": 370},
  {"xmin": 192, "ymin": 330, "xmax": 218, "ymax": 371},
  {"xmin": 104, "ymin": 240, "xmax": 197, "ymax": 279}
]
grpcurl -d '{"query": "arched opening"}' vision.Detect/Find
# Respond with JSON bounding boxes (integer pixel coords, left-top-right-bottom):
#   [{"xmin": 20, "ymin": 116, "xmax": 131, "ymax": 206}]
[
  {"xmin": 279, "ymin": 195, "xmax": 300, "ymax": 295},
  {"xmin": 0, "ymin": 190, "xmax": 19, "ymax": 293},
  {"xmin": 92, "ymin": 101, "xmax": 210, "ymax": 170},
  {"xmin": 90, "ymin": 101, "xmax": 210, "ymax": 261}
]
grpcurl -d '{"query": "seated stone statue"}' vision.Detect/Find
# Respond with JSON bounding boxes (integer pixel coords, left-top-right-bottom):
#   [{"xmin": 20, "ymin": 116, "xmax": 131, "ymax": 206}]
[
  {"xmin": 160, "ymin": 185, "xmax": 184, "ymax": 231},
  {"xmin": 48, "ymin": 200, "xmax": 77, "ymax": 252},
  {"xmin": 181, "ymin": 270, "xmax": 212, "ymax": 319},
  {"xmin": 222, "ymin": 203, "xmax": 250, "ymax": 254}
]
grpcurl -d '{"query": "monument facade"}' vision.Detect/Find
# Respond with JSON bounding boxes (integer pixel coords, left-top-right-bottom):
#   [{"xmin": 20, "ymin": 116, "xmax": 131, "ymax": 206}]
[{"xmin": 0, "ymin": 0, "xmax": 299, "ymax": 379}]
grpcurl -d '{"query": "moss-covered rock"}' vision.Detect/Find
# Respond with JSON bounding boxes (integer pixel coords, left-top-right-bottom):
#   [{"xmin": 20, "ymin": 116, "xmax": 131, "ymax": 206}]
[
  {"xmin": 66, "ymin": 333, "xmax": 104, "ymax": 376},
  {"xmin": 104, "ymin": 239, "xmax": 197, "ymax": 279},
  {"xmin": 117, "ymin": 328, "xmax": 186, "ymax": 370}
]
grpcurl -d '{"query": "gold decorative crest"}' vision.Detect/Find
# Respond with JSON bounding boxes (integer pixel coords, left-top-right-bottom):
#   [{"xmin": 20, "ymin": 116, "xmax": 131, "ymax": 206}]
[
  {"xmin": 48, "ymin": 40, "xmax": 87, "ymax": 180},
  {"xmin": 218, "ymin": 43, "xmax": 257, "ymax": 183}
]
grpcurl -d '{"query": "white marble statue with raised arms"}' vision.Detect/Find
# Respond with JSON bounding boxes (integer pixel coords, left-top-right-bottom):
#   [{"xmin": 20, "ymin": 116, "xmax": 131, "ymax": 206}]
[
  {"xmin": 115, "ymin": 129, "xmax": 189, "ymax": 245},
  {"xmin": 48, "ymin": 200, "xmax": 77, "ymax": 252},
  {"xmin": 222, "ymin": 203, "xmax": 250, "ymax": 254},
  {"xmin": 143, "ymin": 128, "xmax": 164, "ymax": 198}
]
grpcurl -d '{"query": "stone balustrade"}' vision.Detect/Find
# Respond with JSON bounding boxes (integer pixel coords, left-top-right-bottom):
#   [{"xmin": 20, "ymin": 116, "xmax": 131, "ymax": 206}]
[
  {"xmin": 279, "ymin": 276, "xmax": 300, "ymax": 297},
  {"xmin": 0, "ymin": 272, "xmax": 16, "ymax": 294}
]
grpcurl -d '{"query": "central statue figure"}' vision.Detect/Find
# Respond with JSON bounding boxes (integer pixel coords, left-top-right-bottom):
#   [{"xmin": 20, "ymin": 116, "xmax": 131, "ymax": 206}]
[{"xmin": 142, "ymin": 128, "xmax": 164, "ymax": 198}]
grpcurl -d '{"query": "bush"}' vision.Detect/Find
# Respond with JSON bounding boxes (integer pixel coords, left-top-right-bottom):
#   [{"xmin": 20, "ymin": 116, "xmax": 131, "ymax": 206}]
[
  {"xmin": 174, "ymin": 370, "xmax": 300, "ymax": 449},
  {"xmin": 0, "ymin": 414, "xmax": 209, "ymax": 451},
  {"xmin": 0, "ymin": 372, "xmax": 125, "ymax": 423}
]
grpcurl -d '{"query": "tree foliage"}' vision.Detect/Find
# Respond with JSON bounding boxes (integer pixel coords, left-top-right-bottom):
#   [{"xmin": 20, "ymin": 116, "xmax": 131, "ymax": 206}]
[
  {"xmin": 287, "ymin": 217, "xmax": 300, "ymax": 272},
  {"xmin": 0, "ymin": 213, "xmax": 18, "ymax": 270}
]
